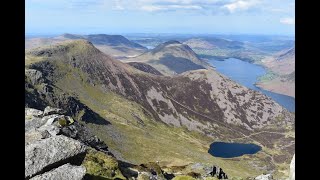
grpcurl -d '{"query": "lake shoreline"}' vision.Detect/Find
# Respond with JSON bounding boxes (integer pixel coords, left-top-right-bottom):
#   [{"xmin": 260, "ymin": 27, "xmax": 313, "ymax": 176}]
[{"xmin": 208, "ymin": 58, "xmax": 295, "ymax": 112}]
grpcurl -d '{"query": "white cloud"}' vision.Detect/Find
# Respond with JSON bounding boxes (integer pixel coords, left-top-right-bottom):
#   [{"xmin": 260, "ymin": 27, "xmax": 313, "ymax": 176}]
[
  {"xmin": 222, "ymin": 0, "xmax": 259, "ymax": 13},
  {"xmin": 141, "ymin": 5, "xmax": 166, "ymax": 12},
  {"xmin": 141, "ymin": 4, "xmax": 202, "ymax": 12},
  {"xmin": 280, "ymin": 17, "xmax": 294, "ymax": 25}
]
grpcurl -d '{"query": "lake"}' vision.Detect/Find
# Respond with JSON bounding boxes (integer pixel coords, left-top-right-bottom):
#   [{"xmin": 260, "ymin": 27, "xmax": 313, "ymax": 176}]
[
  {"xmin": 208, "ymin": 142, "xmax": 261, "ymax": 158},
  {"xmin": 208, "ymin": 58, "xmax": 295, "ymax": 112}
]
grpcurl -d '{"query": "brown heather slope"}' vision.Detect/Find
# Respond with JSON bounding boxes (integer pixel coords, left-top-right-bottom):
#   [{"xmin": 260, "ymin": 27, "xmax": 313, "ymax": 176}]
[
  {"xmin": 25, "ymin": 40, "xmax": 295, "ymax": 178},
  {"xmin": 257, "ymin": 47, "xmax": 295, "ymax": 97},
  {"xmin": 125, "ymin": 40, "xmax": 212, "ymax": 75}
]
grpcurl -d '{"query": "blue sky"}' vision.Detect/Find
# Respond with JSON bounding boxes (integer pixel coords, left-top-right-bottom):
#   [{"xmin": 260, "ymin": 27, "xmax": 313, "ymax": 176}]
[{"xmin": 26, "ymin": 0, "xmax": 295, "ymax": 36}]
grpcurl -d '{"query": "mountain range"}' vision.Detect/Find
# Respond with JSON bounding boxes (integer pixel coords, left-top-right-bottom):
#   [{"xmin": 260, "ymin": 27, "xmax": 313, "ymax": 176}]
[
  {"xmin": 25, "ymin": 38, "xmax": 295, "ymax": 179},
  {"xmin": 25, "ymin": 33, "xmax": 147, "ymax": 60},
  {"xmin": 125, "ymin": 40, "xmax": 211, "ymax": 75}
]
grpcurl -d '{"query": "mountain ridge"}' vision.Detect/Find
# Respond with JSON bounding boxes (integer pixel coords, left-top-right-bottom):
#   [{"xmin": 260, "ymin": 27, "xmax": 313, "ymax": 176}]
[
  {"xmin": 25, "ymin": 39, "xmax": 295, "ymax": 179},
  {"xmin": 126, "ymin": 40, "xmax": 212, "ymax": 75},
  {"xmin": 25, "ymin": 33, "xmax": 147, "ymax": 59}
]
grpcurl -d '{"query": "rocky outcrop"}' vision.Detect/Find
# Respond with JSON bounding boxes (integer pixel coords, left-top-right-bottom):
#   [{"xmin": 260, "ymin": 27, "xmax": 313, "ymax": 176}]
[
  {"xmin": 25, "ymin": 107, "xmax": 109, "ymax": 179},
  {"xmin": 30, "ymin": 163, "xmax": 86, "ymax": 180},
  {"xmin": 25, "ymin": 106, "xmax": 230, "ymax": 179},
  {"xmin": 289, "ymin": 154, "xmax": 295, "ymax": 180},
  {"xmin": 25, "ymin": 135, "xmax": 87, "ymax": 178},
  {"xmin": 60, "ymin": 121, "xmax": 110, "ymax": 154}
]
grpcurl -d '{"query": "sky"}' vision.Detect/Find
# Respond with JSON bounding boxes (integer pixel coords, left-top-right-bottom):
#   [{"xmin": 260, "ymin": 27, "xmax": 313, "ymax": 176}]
[{"xmin": 26, "ymin": 0, "xmax": 295, "ymax": 36}]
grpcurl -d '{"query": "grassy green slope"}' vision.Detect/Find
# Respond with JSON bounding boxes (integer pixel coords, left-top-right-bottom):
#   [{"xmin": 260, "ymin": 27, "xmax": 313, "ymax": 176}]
[{"xmin": 51, "ymin": 60, "xmax": 285, "ymax": 178}]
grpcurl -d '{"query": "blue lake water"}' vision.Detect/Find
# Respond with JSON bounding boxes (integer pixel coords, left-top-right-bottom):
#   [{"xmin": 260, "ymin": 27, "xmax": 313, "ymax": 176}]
[
  {"xmin": 208, "ymin": 142, "xmax": 262, "ymax": 158},
  {"xmin": 208, "ymin": 58, "xmax": 295, "ymax": 112}
]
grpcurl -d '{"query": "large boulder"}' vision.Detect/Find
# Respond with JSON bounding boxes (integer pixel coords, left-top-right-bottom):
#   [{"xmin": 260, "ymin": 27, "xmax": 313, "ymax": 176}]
[
  {"xmin": 25, "ymin": 135, "xmax": 87, "ymax": 178},
  {"xmin": 30, "ymin": 163, "xmax": 86, "ymax": 180}
]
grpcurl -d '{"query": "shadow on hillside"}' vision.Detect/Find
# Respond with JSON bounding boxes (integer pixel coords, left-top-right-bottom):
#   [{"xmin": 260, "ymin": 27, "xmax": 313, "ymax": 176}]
[
  {"xmin": 81, "ymin": 109, "xmax": 111, "ymax": 126},
  {"xmin": 157, "ymin": 54, "xmax": 205, "ymax": 73}
]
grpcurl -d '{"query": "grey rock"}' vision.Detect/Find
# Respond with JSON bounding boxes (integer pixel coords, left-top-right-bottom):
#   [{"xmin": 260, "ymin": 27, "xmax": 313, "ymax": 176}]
[
  {"xmin": 25, "ymin": 69, "xmax": 44, "ymax": 85},
  {"xmin": 30, "ymin": 163, "xmax": 86, "ymax": 180},
  {"xmin": 25, "ymin": 128, "xmax": 51, "ymax": 145},
  {"xmin": 25, "ymin": 115, "xmax": 50, "ymax": 132},
  {"xmin": 44, "ymin": 114, "xmax": 65, "ymax": 126},
  {"xmin": 255, "ymin": 174, "xmax": 273, "ymax": 180},
  {"xmin": 43, "ymin": 106, "xmax": 64, "ymax": 116},
  {"xmin": 25, "ymin": 135, "xmax": 87, "ymax": 178},
  {"xmin": 25, "ymin": 108, "xmax": 44, "ymax": 118},
  {"xmin": 61, "ymin": 122, "xmax": 109, "ymax": 153},
  {"xmin": 289, "ymin": 154, "xmax": 295, "ymax": 180},
  {"xmin": 38, "ymin": 124, "xmax": 61, "ymax": 136}
]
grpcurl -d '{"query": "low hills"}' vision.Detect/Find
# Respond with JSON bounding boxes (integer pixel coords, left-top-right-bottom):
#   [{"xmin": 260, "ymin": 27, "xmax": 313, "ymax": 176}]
[{"xmin": 257, "ymin": 47, "xmax": 295, "ymax": 97}]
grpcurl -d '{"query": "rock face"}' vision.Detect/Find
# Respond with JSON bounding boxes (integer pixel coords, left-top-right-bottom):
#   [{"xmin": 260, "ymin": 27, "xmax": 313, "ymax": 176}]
[
  {"xmin": 25, "ymin": 107, "xmax": 109, "ymax": 179},
  {"xmin": 60, "ymin": 122, "xmax": 110, "ymax": 154},
  {"xmin": 30, "ymin": 163, "xmax": 86, "ymax": 180},
  {"xmin": 25, "ymin": 135, "xmax": 87, "ymax": 178},
  {"xmin": 289, "ymin": 154, "xmax": 295, "ymax": 180}
]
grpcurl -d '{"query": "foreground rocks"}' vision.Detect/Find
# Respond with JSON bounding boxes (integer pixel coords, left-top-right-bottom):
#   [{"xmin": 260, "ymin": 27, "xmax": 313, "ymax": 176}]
[
  {"xmin": 25, "ymin": 106, "xmax": 230, "ymax": 179},
  {"xmin": 25, "ymin": 135, "xmax": 87, "ymax": 178},
  {"xmin": 25, "ymin": 107, "xmax": 101, "ymax": 179},
  {"xmin": 30, "ymin": 164, "xmax": 86, "ymax": 180}
]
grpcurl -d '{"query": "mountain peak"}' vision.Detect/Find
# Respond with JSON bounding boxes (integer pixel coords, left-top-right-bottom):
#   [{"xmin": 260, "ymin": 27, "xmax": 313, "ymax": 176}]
[
  {"xmin": 162, "ymin": 40, "xmax": 182, "ymax": 46},
  {"xmin": 26, "ymin": 39, "xmax": 99, "ymax": 58}
]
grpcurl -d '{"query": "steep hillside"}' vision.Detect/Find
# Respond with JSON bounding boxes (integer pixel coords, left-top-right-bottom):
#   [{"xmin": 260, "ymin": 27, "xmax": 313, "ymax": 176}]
[
  {"xmin": 25, "ymin": 40, "xmax": 295, "ymax": 179},
  {"xmin": 126, "ymin": 40, "xmax": 211, "ymax": 75},
  {"xmin": 25, "ymin": 33, "xmax": 147, "ymax": 59},
  {"xmin": 257, "ymin": 47, "xmax": 295, "ymax": 97},
  {"xmin": 127, "ymin": 62, "xmax": 163, "ymax": 75}
]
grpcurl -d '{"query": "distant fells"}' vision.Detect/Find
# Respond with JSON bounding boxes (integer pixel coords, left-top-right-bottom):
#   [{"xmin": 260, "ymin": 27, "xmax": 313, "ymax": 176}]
[
  {"xmin": 126, "ymin": 40, "xmax": 211, "ymax": 75},
  {"xmin": 25, "ymin": 34, "xmax": 295, "ymax": 179}
]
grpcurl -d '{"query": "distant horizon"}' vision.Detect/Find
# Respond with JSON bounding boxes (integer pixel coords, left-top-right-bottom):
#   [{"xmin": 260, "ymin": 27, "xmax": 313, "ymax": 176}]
[
  {"xmin": 26, "ymin": 0, "xmax": 295, "ymax": 36},
  {"xmin": 25, "ymin": 32, "xmax": 295, "ymax": 38}
]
